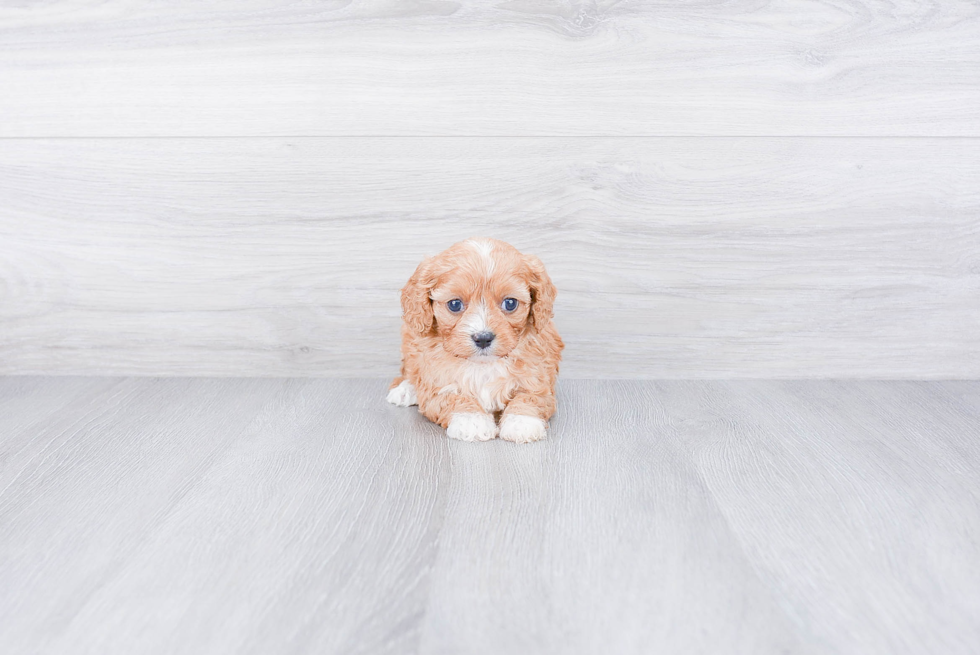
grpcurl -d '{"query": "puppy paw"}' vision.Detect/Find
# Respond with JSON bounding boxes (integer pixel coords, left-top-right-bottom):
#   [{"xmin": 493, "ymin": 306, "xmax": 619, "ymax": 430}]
[
  {"xmin": 499, "ymin": 414, "xmax": 547, "ymax": 444},
  {"xmin": 386, "ymin": 380, "xmax": 418, "ymax": 407},
  {"xmin": 447, "ymin": 413, "xmax": 498, "ymax": 442}
]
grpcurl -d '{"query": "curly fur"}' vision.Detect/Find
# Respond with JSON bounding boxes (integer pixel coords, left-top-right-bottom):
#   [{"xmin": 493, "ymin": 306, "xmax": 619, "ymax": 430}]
[{"xmin": 387, "ymin": 238, "xmax": 563, "ymax": 442}]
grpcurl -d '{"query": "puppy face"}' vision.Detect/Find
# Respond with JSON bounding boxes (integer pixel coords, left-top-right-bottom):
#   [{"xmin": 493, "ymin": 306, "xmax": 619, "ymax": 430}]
[{"xmin": 401, "ymin": 238, "xmax": 556, "ymax": 360}]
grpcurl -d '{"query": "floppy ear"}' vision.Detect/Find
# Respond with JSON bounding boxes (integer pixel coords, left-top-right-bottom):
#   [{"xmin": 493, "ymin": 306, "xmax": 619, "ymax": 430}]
[
  {"xmin": 401, "ymin": 257, "xmax": 438, "ymax": 335},
  {"xmin": 523, "ymin": 254, "xmax": 557, "ymax": 328}
]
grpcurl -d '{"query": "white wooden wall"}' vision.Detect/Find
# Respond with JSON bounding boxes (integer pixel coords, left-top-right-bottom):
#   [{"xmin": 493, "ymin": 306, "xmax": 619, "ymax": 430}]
[{"xmin": 1, "ymin": 1, "xmax": 978, "ymax": 378}]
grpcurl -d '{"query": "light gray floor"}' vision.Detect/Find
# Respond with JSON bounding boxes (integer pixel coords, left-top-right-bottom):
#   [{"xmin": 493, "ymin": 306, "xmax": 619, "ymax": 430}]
[{"xmin": 1, "ymin": 378, "xmax": 978, "ymax": 654}]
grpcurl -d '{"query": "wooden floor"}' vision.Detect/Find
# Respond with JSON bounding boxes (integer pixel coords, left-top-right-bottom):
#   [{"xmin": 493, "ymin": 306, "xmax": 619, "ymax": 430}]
[{"xmin": 1, "ymin": 377, "xmax": 978, "ymax": 654}]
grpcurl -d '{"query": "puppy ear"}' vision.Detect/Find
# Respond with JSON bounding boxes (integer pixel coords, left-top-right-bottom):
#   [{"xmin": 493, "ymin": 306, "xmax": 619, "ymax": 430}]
[
  {"xmin": 401, "ymin": 256, "xmax": 438, "ymax": 335},
  {"xmin": 523, "ymin": 254, "xmax": 557, "ymax": 328}
]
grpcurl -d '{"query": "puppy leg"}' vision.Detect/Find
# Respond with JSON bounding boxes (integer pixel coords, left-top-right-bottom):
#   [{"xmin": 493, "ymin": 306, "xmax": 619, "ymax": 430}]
[
  {"xmin": 420, "ymin": 393, "xmax": 497, "ymax": 442},
  {"xmin": 499, "ymin": 392, "xmax": 556, "ymax": 444},
  {"xmin": 386, "ymin": 377, "xmax": 418, "ymax": 407}
]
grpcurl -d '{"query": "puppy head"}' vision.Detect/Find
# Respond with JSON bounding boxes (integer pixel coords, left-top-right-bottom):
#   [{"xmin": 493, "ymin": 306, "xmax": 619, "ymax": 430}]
[{"xmin": 401, "ymin": 238, "xmax": 557, "ymax": 360}]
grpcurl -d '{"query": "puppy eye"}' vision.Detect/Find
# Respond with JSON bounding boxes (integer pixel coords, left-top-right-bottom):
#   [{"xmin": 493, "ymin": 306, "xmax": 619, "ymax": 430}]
[
  {"xmin": 447, "ymin": 299, "xmax": 464, "ymax": 313},
  {"xmin": 501, "ymin": 298, "xmax": 518, "ymax": 312}
]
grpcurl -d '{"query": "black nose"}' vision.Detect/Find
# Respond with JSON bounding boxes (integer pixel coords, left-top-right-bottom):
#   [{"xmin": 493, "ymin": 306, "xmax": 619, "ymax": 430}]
[{"xmin": 472, "ymin": 331, "xmax": 495, "ymax": 349}]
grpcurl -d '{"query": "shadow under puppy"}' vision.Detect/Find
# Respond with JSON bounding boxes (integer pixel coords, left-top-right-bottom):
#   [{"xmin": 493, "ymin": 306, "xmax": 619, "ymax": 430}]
[{"xmin": 387, "ymin": 238, "xmax": 563, "ymax": 443}]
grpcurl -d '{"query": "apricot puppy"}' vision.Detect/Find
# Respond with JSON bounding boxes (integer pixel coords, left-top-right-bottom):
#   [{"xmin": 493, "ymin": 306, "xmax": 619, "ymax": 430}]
[{"xmin": 387, "ymin": 238, "xmax": 563, "ymax": 443}]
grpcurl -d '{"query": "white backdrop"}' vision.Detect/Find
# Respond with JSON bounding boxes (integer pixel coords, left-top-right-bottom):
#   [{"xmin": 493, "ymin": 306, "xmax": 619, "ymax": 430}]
[{"xmin": 1, "ymin": 1, "xmax": 978, "ymax": 377}]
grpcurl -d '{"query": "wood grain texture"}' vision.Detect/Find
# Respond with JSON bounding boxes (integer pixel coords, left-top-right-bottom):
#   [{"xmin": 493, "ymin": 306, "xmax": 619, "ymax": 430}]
[
  {"xmin": 2, "ymin": 138, "xmax": 978, "ymax": 377},
  {"xmin": 0, "ymin": 378, "xmax": 450, "ymax": 655},
  {"xmin": 1, "ymin": 378, "xmax": 979, "ymax": 654},
  {"xmin": 1, "ymin": 1, "xmax": 979, "ymax": 136}
]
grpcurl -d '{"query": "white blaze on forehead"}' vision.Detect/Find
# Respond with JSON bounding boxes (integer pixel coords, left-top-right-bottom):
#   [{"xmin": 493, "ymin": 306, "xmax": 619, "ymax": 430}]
[
  {"xmin": 465, "ymin": 238, "xmax": 495, "ymax": 276},
  {"xmin": 463, "ymin": 301, "xmax": 490, "ymax": 335}
]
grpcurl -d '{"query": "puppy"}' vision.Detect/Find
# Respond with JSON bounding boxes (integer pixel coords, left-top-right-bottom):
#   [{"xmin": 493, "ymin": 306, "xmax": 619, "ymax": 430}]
[{"xmin": 387, "ymin": 238, "xmax": 563, "ymax": 443}]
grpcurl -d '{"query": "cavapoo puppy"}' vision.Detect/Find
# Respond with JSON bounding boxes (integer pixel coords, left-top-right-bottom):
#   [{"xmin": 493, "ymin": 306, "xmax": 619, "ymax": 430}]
[{"xmin": 387, "ymin": 238, "xmax": 563, "ymax": 443}]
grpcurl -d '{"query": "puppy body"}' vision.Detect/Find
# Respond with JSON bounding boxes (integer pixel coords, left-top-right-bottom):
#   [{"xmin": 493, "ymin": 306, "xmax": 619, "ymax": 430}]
[{"xmin": 388, "ymin": 238, "xmax": 563, "ymax": 443}]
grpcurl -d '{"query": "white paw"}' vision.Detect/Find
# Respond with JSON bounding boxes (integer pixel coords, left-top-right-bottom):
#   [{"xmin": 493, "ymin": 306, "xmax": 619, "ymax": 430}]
[
  {"xmin": 386, "ymin": 380, "xmax": 418, "ymax": 407},
  {"xmin": 499, "ymin": 414, "xmax": 547, "ymax": 444},
  {"xmin": 447, "ymin": 413, "xmax": 498, "ymax": 442}
]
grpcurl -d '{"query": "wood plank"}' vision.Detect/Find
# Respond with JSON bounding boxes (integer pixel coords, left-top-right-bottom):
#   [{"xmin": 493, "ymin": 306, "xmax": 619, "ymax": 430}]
[
  {"xmin": 418, "ymin": 380, "xmax": 980, "ymax": 653},
  {"xmin": 681, "ymin": 380, "xmax": 980, "ymax": 653},
  {"xmin": 0, "ymin": 376, "xmax": 124, "ymax": 492},
  {"xmin": 0, "ymin": 378, "xmax": 298, "ymax": 654},
  {"xmin": 2, "ymin": 138, "xmax": 978, "ymax": 377},
  {"xmin": 0, "ymin": 1, "xmax": 978, "ymax": 136},
  {"xmin": 417, "ymin": 379, "xmax": 806, "ymax": 654},
  {"xmin": 0, "ymin": 379, "xmax": 450, "ymax": 655},
  {"xmin": 2, "ymin": 379, "xmax": 979, "ymax": 653}
]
